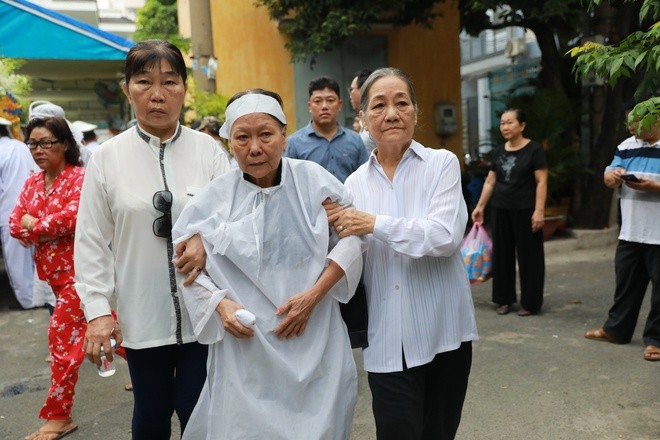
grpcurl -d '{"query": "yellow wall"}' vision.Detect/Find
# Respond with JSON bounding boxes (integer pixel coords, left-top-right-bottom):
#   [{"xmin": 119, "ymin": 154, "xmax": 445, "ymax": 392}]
[
  {"xmin": 384, "ymin": 4, "xmax": 462, "ymax": 154},
  {"xmin": 209, "ymin": 1, "xmax": 296, "ymax": 127},
  {"xmin": 205, "ymin": 2, "xmax": 462, "ymax": 156}
]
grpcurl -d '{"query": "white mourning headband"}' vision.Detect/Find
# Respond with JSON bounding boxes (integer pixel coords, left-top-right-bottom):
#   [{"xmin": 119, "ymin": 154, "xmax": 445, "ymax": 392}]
[{"xmin": 219, "ymin": 93, "xmax": 286, "ymax": 139}]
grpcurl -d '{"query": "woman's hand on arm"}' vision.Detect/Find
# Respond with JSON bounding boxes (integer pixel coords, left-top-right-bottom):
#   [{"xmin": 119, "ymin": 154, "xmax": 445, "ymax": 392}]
[
  {"xmin": 216, "ymin": 298, "xmax": 254, "ymax": 339},
  {"xmin": 274, "ymin": 260, "xmax": 345, "ymax": 339},
  {"xmin": 21, "ymin": 215, "xmax": 55, "ymax": 242},
  {"xmin": 20, "ymin": 214, "xmax": 37, "ymax": 231},
  {"xmin": 84, "ymin": 315, "xmax": 122, "ymax": 367},
  {"xmin": 175, "ymin": 234, "xmax": 207, "ymax": 286},
  {"xmin": 19, "ymin": 214, "xmax": 43, "ymax": 243},
  {"xmin": 334, "ymin": 208, "xmax": 376, "ymax": 238},
  {"xmin": 323, "ymin": 198, "xmax": 375, "ymax": 237},
  {"xmin": 323, "ymin": 198, "xmax": 343, "ymax": 223}
]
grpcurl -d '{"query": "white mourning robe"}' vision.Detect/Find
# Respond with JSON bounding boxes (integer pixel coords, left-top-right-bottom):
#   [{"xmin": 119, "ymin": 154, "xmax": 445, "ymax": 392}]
[{"xmin": 173, "ymin": 158, "xmax": 364, "ymax": 440}]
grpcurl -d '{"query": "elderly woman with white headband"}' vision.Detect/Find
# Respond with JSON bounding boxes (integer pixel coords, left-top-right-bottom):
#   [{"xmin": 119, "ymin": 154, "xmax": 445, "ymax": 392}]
[{"xmin": 172, "ymin": 89, "xmax": 365, "ymax": 440}]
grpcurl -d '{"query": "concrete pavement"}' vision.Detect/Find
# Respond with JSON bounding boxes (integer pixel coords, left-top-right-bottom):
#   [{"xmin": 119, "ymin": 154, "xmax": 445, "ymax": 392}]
[{"xmin": 1, "ymin": 228, "xmax": 658, "ymax": 439}]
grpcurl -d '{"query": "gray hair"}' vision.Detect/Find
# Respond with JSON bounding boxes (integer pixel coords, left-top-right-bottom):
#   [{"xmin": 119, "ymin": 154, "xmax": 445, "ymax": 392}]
[{"xmin": 359, "ymin": 67, "xmax": 418, "ymax": 115}]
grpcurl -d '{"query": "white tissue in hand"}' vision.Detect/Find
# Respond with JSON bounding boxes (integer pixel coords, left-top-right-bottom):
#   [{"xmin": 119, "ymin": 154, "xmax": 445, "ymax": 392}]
[{"xmin": 235, "ymin": 309, "xmax": 256, "ymax": 327}]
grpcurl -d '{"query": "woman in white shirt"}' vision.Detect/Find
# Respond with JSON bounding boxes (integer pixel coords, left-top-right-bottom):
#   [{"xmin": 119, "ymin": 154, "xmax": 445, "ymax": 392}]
[
  {"xmin": 74, "ymin": 40, "xmax": 230, "ymax": 439},
  {"xmin": 326, "ymin": 68, "xmax": 478, "ymax": 440}
]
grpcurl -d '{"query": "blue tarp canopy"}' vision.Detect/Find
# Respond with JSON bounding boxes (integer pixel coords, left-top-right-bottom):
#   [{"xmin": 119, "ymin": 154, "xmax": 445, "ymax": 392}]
[{"xmin": 0, "ymin": 0, "xmax": 134, "ymax": 60}]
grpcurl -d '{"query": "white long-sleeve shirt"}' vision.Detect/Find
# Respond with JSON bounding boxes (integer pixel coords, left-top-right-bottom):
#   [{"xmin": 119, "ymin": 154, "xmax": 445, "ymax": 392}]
[
  {"xmin": 344, "ymin": 140, "xmax": 478, "ymax": 373},
  {"xmin": 0, "ymin": 135, "xmax": 35, "ymax": 227},
  {"xmin": 74, "ymin": 124, "xmax": 230, "ymax": 349}
]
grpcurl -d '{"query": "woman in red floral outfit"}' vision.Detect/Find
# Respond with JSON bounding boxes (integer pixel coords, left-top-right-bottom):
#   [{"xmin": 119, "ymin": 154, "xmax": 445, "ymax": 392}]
[{"xmin": 11, "ymin": 116, "xmax": 93, "ymax": 440}]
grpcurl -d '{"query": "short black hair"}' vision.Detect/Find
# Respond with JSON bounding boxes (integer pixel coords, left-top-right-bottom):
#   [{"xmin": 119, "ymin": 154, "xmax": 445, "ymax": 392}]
[
  {"xmin": 124, "ymin": 39, "xmax": 187, "ymax": 86},
  {"xmin": 308, "ymin": 76, "xmax": 340, "ymax": 99},
  {"xmin": 83, "ymin": 130, "xmax": 97, "ymax": 142},
  {"xmin": 354, "ymin": 69, "xmax": 373, "ymax": 89},
  {"xmin": 503, "ymin": 108, "xmax": 527, "ymax": 125},
  {"xmin": 0, "ymin": 125, "xmax": 9, "ymax": 137}
]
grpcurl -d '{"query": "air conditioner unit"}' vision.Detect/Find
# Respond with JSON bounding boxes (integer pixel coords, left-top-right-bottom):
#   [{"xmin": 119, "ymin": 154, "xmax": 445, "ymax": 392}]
[{"xmin": 504, "ymin": 38, "xmax": 527, "ymax": 58}]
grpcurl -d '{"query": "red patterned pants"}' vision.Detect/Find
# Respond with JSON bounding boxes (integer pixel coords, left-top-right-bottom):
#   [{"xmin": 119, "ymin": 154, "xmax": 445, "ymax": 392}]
[
  {"xmin": 39, "ymin": 282, "xmax": 126, "ymax": 420},
  {"xmin": 39, "ymin": 282, "xmax": 86, "ymax": 420}
]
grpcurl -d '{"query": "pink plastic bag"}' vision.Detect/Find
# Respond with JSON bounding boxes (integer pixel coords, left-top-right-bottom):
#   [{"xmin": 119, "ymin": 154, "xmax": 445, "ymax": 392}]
[{"xmin": 460, "ymin": 223, "xmax": 493, "ymax": 285}]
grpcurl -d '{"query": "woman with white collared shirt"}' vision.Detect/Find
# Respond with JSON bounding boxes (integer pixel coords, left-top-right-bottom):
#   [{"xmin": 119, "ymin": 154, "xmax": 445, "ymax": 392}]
[
  {"xmin": 326, "ymin": 67, "xmax": 478, "ymax": 440},
  {"xmin": 73, "ymin": 40, "xmax": 230, "ymax": 439}
]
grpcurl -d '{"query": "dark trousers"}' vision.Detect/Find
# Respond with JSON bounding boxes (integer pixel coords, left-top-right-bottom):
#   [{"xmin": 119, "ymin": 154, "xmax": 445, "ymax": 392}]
[
  {"xmin": 125, "ymin": 342, "xmax": 208, "ymax": 440},
  {"xmin": 491, "ymin": 207, "xmax": 545, "ymax": 311},
  {"xmin": 603, "ymin": 240, "xmax": 660, "ymax": 346},
  {"xmin": 368, "ymin": 342, "xmax": 472, "ymax": 440}
]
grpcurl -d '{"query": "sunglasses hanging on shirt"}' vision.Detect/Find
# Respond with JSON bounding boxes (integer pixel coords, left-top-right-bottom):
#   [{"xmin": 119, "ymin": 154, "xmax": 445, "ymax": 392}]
[{"xmin": 152, "ymin": 190, "xmax": 173, "ymax": 238}]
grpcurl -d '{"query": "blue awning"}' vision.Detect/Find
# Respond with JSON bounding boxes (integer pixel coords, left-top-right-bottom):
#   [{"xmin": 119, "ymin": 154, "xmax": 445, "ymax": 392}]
[{"xmin": 0, "ymin": 0, "xmax": 134, "ymax": 60}]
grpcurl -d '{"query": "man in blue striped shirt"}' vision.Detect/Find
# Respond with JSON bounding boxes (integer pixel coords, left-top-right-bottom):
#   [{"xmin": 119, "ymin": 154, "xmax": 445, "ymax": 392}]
[{"xmin": 585, "ymin": 109, "xmax": 660, "ymax": 362}]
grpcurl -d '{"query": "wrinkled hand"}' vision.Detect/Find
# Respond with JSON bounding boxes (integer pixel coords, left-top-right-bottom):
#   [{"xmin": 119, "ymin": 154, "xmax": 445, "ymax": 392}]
[
  {"xmin": 323, "ymin": 198, "xmax": 343, "ymax": 223},
  {"xmin": 216, "ymin": 298, "xmax": 254, "ymax": 339},
  {"xmin": 84, "ymin": 315, "xmax": 122, "ymax": 367},
  {"xmin": 175, "ymin": 234, "xmax": 207, "ymax": 286},
  {"xmin": 274, "ymin": 289, "xmax": 322, "ymax": 339},
  {"xmin": 330, "ymin": 207, "xmax": 375, "ymax": 238}
]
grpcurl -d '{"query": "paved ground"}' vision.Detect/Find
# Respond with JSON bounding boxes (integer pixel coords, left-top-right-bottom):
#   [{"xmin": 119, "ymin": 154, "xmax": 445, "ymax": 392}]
[{"xmin": 1, "ymin": 232, "xmax": 658, "ymax": 439}]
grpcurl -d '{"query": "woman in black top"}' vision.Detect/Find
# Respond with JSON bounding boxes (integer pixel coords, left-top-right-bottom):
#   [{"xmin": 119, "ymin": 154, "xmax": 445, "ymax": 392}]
[{"xmin": 471, "ymin": 109, "xmax": 548, "ymax": 316}]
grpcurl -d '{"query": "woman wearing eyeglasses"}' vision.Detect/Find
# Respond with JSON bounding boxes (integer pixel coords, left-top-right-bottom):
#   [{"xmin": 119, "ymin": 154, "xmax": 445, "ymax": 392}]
[
  {"xmin": 10, "ymin": 116, "xmax": 88, "ymax": 439},
  {"xmin": 73, "ymin": 40, "xmax": 230, "ymax": 439}
]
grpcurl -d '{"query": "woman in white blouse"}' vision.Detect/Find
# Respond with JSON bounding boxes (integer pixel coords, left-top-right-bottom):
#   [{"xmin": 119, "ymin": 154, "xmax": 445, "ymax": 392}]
[
  {"xmin": 74, "ymin": 40, "xmax": 230, "ymax": 439},
  {"xmin": 326, "ymin": 67, "xmax": 478, "ymax": 440}
]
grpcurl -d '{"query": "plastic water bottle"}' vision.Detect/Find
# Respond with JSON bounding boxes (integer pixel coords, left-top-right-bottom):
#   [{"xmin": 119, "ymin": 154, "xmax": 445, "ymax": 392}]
[{"xmin": 98, "ymin": 338, "xmax": 117, "ymax": 377}]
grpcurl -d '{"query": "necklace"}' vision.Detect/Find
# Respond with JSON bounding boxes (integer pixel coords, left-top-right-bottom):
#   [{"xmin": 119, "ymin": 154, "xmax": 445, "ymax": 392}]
[{"xmin": 44, "ymin": 175, "xmax": 55, "ymax": 195}]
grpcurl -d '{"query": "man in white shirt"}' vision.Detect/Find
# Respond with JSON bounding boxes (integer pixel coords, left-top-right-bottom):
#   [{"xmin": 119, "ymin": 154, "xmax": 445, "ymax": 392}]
[
  {"xmin": 72, "ymin": 120, "xmax": 100, "ymax": 154},
  {"xmin": 0, "ymin": 117, "xmax": 36, "ymax": 309},
  {"xmin": 349, "ymin": 69, "xmax": 377, "ymax": 155}
]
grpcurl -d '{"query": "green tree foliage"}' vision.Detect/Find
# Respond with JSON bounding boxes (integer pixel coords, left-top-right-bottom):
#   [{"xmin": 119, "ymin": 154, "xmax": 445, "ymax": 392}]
[
  {"xmin": 184, "ymin": 80, "xmax": 229, "ymax": 125},
  {"xmin": 134, "ymin": 0, "xmax": 189, "ymax": 51},
  {"xmin": 0, "ymin": 58, "xmax": 32, "ymax": 125},
  {"xmin": 256, "ymin": 0, "xmax": 441, "ymax": 62},
  {"xmin": 0, "ymin": 58, "xmax": 31, "ymax": 98},
  {"xmin": 569, "ymin": 0, "xmax": 660, "ymax": 130}
]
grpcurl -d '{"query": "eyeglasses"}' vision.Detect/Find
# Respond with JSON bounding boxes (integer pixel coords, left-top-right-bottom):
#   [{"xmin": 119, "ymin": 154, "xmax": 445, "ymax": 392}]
[
  {"xmin": 26, "ymin": 139, "xmax": 60, "ymax": 150},
  {"xmin": 152, "ymin": 190, "xmax": 173, "ymax": 238}
]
